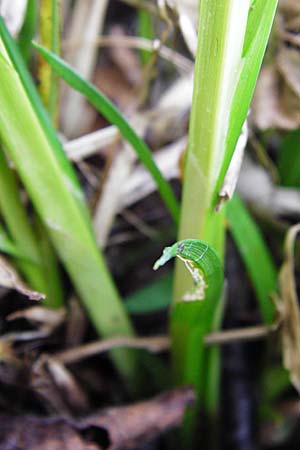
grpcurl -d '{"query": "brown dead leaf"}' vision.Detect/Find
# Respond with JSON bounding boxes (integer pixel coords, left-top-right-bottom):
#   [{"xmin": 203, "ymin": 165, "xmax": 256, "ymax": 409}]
[
  {"xmin": 252, "ymin": 65, "xmax": 300, "ymax": 130},
  {"xmin": 277, "ymin": 47, "xmax": 300, "ymax": 98},
  {"xmin": 0, "ymin": 306, "xmax": 66, "ymax": 344},
  {"xmin": 280, "ymin": 0, "xmax": 300, "ymax": 19},
  {"xmin": 108, "ymin": 26, "xmax": 142, "ymax": 85},
  {"xmin": 0, "ymin": 387, "xmax": 195, "ymax": 450},
  {"xmin": 277, "ymin": 224, "xmax": 300, "ymax": 392},
  {"xmin": 252, "ymin": 4, "xmax": 300, "ymax": 130},
  {"xmin": 0, "ymin": 255, "xmax": 45, "ymax": 300},
  {"xmin": 0, "ymin": 416, "xmax": 99, "ymax": 450},
  {"xmin": 94, "ymin": 64, "xmax": 136, "ymax": 111},
  {"xmin": 7, "ymin": 306, "xmax": 66, "ymax": 326},
  {"xmin": 30, "ymin": 355, "xmax": 89, "ymax": 416},
  {"xmin": 82, "ymin": 387, "xmax": 195, "ymax": 449}
]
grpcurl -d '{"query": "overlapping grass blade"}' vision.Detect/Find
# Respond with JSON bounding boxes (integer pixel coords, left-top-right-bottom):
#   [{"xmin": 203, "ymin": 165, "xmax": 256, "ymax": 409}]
[
  {"xmin": 0, "ymin": 223, "xmax": 27, "ymax": 259},
  {"xmin": 33, "ymin": 42, "xmax": 180, "ymax": 224},
  {"xmin": 0, "ymin": 147, "xmax": 49, "ymax": 297},
  {"xmin": 38, "ymin": 0, "xmax": 60, "ymax": 122},
  {"xmin": 171, "ymin": 2, "xmax": 278, "ymax": 443},
  {"xmin": 138, "ymin": 8, "xmax": 154, "ymax": 65},
  {"xmin": 0, "ymin": 18, "xmax": 91, "ymax": 227},
  {"xmin": 226, "ymin": 194, "xmax": 277, "ymax": 324},
  {"xmin": 278, "ymin": 130, "xmax": 300, "ymax": 187},
  {"xmin": 125, "ymin": 273, "xmax": 172, "ymax": 314},
  {"xmin": 0, "ymin": 32, "xmax": 135, "ymax": 380},
  {"xmin": 18, "ymin": 0, "xmax": 37, "ymax": 63},
  {"xmin": 213, "ymin": 0, "xmax": 278, "ymax": 203}
]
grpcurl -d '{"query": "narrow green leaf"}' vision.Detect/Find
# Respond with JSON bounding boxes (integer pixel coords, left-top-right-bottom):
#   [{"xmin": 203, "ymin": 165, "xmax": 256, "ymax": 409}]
[
  {"xmin": 138, "ymin": 9, "xmax": 154, "ymax": 65},
  {"xmin": 33, "ymin": 41, "xmax": 180, "ymax": 224},
  {"xmin": 155, "ymin": 238, "xmax": 224, "ymax": 441},
  {"xmin": 154, "ymin": 239, "xmax": 223, "ymax": 386},
  {"xmin": 278, "ymin": 130, "xmax": 300, "ymax": 187},
  {"xmin": 39, "ymin": 0, "xmax": 60, "ymax": 122},
  {"xmin": 0, "ymin": 38, "xmax": 135, "ymax": 381},
  {"xmin": 0, "ymin": 223, "xmax": 27, "ymax": 259},
  {"xmin": 213, "ymin": 0, "xmax": 278, "ymax": 204},
  {"xmin": 18, "ymin": 0, "xmax": 38, "ymax": 63},
  {"xmin": 0, "ymin": 18, "xmax": 91, "ymax": 227},
  {"xmin": 0, "ymin": 147, "xmax": 49, "ymax": 296},
  {"xmin": 125, "ymin": 273, "xmax": 172, "ymax": 314},
  {"xmin": 226, "ymin": 194, "xmax": 277, "ymax": 324}
]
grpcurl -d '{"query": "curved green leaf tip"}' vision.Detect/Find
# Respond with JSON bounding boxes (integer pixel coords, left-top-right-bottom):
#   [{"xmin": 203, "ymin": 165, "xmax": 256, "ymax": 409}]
[
  {"xmin": 153, "ymin": 244, "xmax": 178, "ymax": 270},
  {"xmin": 154, "ymin": 239, "xmax": 224, "ymax": 303}
]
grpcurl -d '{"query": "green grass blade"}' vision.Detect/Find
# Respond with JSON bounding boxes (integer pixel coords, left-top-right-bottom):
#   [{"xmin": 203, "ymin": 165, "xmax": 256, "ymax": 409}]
[
  {"xmin": 154, "ymin": 240, "xmax": 223, "ymax": 385},
  {"xmin": 0, "ymin": 223, "xmax": 27, "ymax": 259},
  {"xmin": 18, "ymin": 0, "xmax": 38, "ymax": 63},
  {"xmin": 0, "ymin": 18, "xmax": 91, "ymax": 227},
  {"xmin": 39, "ymin": 0, "xmax": 60, "ymax": 122},
  {"xmin": 34, "ymin": 216, "xmax": 63, "ymax": 309},
  {"xmin": 278, "ymin": 130, "xmax": 300, "ymax": 187},
  {"xmin": 138, "ymin": 9, "xmax": 154, "ymax": 65},
  {"xmin": 155, "ymin": 239, "xmax": 224, "ymax": 442},
  {"xmin": 0, "ymin": 43, "xmax": 135, "ymax": 381},
  {"xmin": 33, "ymin": 42, "xmax": 180, "ymax": 224},
  {"xmin": 0, "ymin": 147, "xmax": 49, "ymax": 295},
  {"xmin": 226, "ymin": 194, "xmax": 277, "ymax": 324},
  {"xmin": 213, "ymin": 0, "xmax": 278, "ymax": 204},
  {"xmin": 125, "ymin": 273, "xmax": 172, "ymax": 314}
]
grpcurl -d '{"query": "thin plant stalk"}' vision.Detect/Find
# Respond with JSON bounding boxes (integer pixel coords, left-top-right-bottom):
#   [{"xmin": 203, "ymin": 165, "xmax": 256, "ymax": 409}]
[
  {"xmin": 37, "ymin": 0, "xmax": 65, "ymax": 308},
  {"xmin": 0, "ymin": 147, "xmax": 63, "ymax": 308},
  {"xmin": 0, "ymin": 148, "xmax": 46, "ymax": 294},
  {"xmin": 39, "ymin": 0, "xmax": 60, "ymax": 123},
  {"xmin": 138, "ymin": 8, "xmax": 154, "ymax": 65},
  {"xmin": 18, "ymin": 0, "xmax": 38, "ymax": 64}
]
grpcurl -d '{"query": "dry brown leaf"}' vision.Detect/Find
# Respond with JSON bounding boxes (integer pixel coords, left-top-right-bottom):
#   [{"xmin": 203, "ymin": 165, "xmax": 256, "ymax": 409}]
[
  {"xmin": 46, "ymin": 357, "xmax": 90, "ymax": 413},
  {"xmin": 252, "ymin": 65, "xmax": 300, "ymax": 130},
  {"xmin": 277, "ymin": 223, "xmax": 300, "ymax": 392},
  {"xmin": 94, "ymin": 64, "xmax": 137, "ymax": 111},
  {"xmin": 0, "ymin": 415, "xmax": 99, "ymax": 450},
  {"xmin": 252, "ymin": 4, "xmax": 300, "ymax": 130},
  {"xmin": 31, "ymin": 356, "xmax": 80, "ymax": 416},
  {"xmin": 0, "ymin": 306, "xmax": 66, "ymax": 344},
  {"xmin": 61, "ymin": 0, "xmax": 109, "ymax": 137},
  {"xmin": 55, "ymin": 335, "xmax": 170, "ymax": 365},
  {"xmin": 0, "ymin": 387, "xmax": 194, "ymax": 450},
  {"xmin": 108, "ymin": 26, "xmax": 142, "ymax": 85},
  {"xmin": 0, "ymin": 255, "xmax": 45, "ymax": 301},
  {"xmin": 280, "ymin": 0, "xmax": 300, "ymax": 19},
  {"xmin": 277, "ymin": 47, "xmax": 300, "ymax": 98},
  {"xmin": 82, "ymin": 387, "xmax": 195, "ymax": 449},
  {"xmin": 7, "ymin": 306, "xmax": 66, "ymax": 325}
]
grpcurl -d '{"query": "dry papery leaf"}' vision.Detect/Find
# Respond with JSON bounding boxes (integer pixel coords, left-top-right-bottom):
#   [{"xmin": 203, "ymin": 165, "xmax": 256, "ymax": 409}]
[
  {"xmin": 0, "ymin": 387, "xmax": 195, "ymax": 450},
  {"xmin": 62, "ymin": 0, "xmax": 109, "ymax": 137},
  {"xmin": 0, "ymin": 255, "xmax": 45, "ymax": 301},
  {"xmin": 252, "ymin": 64, "xmax": 300, "ymax": 130},
  {"xmin": 31, "ymin": 355, "xmax": 90, "ymax": 415},
  {"xmin": 252, "ymin": 3, "xmax": 300, "ymax": 130},
  {"xmin": 277, "ymin": 223, "xmax": 300, "ymax": 392},
  {"xmin": 280, "ymin": 0, "xmax": 300, "ymax": 19},
  {"xmin": 0, "ymin": 0, "xmax": 28, "ymax": 36},
  {"xmin": 0, "ymin": 306, "xmax": 65, "ymax": 344}
]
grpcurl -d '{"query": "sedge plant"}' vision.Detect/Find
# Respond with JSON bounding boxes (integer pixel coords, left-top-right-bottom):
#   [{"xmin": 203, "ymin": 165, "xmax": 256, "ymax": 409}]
[
  {"xmin": 28, "ymin": 0, "xmax": 278, "ymax": 412},
  {"xmin": 0, "ymin": 3, "xmax": 283, "ymax": 445},
  {"xmin": 0, "ymin": 18, "xmax": 136, "ymax": 382},
  {"xmin": 156, "ymin": 0, "xmax": 279, "ymax": 442}
]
